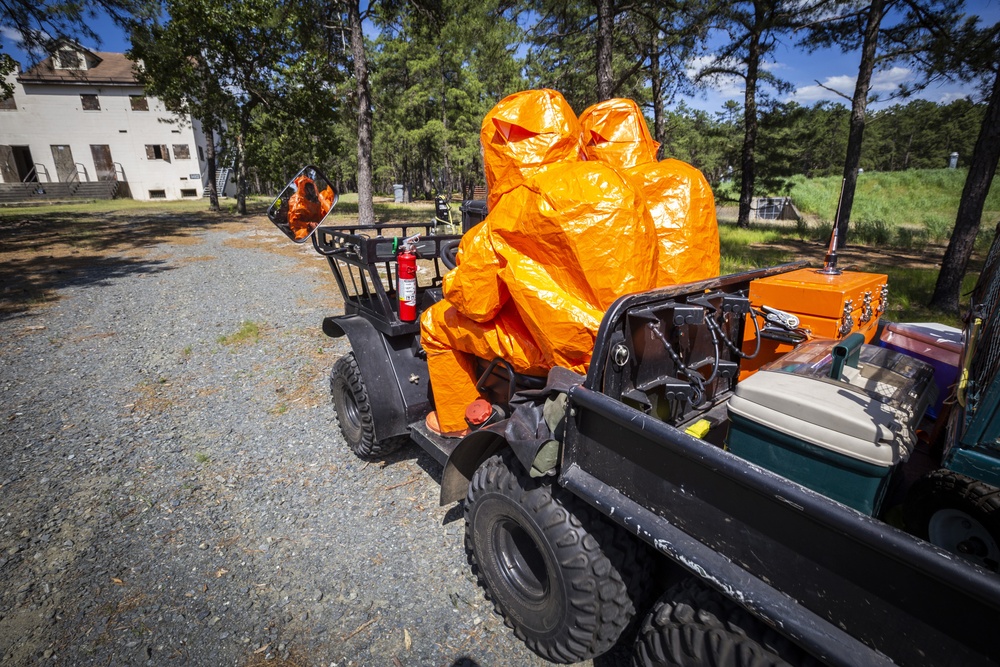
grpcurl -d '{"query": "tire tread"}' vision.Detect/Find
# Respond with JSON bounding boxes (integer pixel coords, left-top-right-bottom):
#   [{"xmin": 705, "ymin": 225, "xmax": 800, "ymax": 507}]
[
  {"xmin": 465, "ymin": 450, "xmax": 649, "ymax": 663},
  {"xmin": 330, "ymin": 353, "xmax": 408, "ymax": 459}
]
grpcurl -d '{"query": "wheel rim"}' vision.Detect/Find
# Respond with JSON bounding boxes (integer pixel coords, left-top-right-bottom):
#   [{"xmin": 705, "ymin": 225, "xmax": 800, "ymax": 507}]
[
  {"xmin": 929, "ymin": 508, "xmax": 1000, "ymax": 571},
  {"xmin": 335, "ymin": 379, "xmax": 363, "ymax": 440},
  {"xmin": 493, "ymin": 517, "xmax": 549, "ymax": 603}
]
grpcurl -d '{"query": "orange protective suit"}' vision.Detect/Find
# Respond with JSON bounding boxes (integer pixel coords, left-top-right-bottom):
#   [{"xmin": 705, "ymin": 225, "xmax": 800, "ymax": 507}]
[
  {"xmin": 580, "ymin": 98, "xmax": 720, "ymax": 284},
  {"xmin": 420, "ymin": 90, "xmax": 660, "ymax": 432},
  {"xmin": 288, "ymin": 175, "xmax": 334, "ymax": 240}
]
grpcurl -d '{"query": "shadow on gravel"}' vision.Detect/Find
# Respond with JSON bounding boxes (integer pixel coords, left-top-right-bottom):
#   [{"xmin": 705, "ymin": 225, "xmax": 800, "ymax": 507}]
[
  {"xmin": 0, "ymin": 254, "xmax": 172, "ymax": 321},
  {"xmin": 0, "ymin": 201, "xmax": 267, "ymax": 318}
]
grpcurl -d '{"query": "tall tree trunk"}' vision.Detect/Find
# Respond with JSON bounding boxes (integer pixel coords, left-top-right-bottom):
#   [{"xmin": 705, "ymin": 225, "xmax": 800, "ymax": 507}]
[
  {"xmin": 441, "ymin": 92, "xmax": 451, "ymax": 194},
  {"xmin": 649, "ymin": 32, "xmax": 665, "ymax": 159},
  {"xmin": 596, "ymin": 0, "xmax": 613, "ymax": 100},
  {"xmin": 236, "ymin": 113, "xmax": 249, "ymax": 215},
  {"xmin": 205, "ymin": 120, "xmax": 220, "ymax": 211},
  {"xmin": 737, "ymin": 17, "xmax": 762, "ymax": 228},
  {"xmin": 348, "ymin": 0, "xmax": 375, "ymax": 226},
  {"xmin": 837, "ymin": 0, "xmax": 885, "ymax": 248},
  {"xmin": 930, "ymin": 68, "xmax": 1000, "ymax": 314}
]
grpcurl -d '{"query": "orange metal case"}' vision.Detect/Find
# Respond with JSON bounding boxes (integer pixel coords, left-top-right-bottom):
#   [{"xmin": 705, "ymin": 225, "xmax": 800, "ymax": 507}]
[{"xmin": 740, "ymin": 268, "xmax": 888, "ymax": 379}]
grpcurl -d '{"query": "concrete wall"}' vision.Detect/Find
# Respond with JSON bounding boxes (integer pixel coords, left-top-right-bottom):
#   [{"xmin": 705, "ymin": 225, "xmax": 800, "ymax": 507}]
[{"xmin": 0, "ymin": 68, "xmax": 229, "ymax": 200}]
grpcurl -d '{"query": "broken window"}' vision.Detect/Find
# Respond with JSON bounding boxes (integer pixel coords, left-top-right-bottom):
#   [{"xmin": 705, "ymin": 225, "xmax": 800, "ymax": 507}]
[
  {"xmin": 81, "ymin": 94, "xmax": 100, "ymax": 111},
  {"xmin": 129, "ymin": 95, "xmax": 149, "ymax": 111},
  {"xmin": 172, "ymin": 144, "xmax": 191, "ymax": 160},
  {"xmin": 145, "ymin": 145, "xmax": 172, "ymax": 162}
]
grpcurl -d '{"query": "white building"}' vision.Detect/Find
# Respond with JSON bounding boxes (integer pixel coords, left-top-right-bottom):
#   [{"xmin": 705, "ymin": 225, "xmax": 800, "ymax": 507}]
[{"xmin": 0, "ymin": 41, "xmax": 232, "ymax": 200}]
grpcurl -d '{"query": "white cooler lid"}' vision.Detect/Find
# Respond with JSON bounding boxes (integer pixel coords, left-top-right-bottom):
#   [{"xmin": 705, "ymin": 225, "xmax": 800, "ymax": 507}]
[{"xmin": 729, "ymin": 370, "xmax": 909, "ymax": 467}]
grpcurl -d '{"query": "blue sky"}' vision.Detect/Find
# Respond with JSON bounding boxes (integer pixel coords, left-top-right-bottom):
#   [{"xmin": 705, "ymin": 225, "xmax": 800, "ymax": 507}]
[{"xmin": 2, "ymin": 1, "xmax": 997, "ymax": 114}]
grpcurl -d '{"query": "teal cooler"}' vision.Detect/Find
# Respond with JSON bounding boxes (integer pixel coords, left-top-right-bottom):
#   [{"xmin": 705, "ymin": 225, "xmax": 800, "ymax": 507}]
[{"xmin": 727, "ymin": 341, "xmax": 937, "ymax": 515}]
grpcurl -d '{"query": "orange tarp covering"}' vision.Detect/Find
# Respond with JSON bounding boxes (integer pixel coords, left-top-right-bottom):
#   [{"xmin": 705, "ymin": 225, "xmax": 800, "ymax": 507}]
[
  {"xmin": 580, "ymin": 98, "xmax": 720, "ymax": 284},
  {"xmin": 481, "ymin": 89, "xmax": 584, "ymax": 211},
  {"xmin": 288, "ymin": 175, "xmax": 334, "ymax": 240},
  {"xmin": 421, "ymin": 91, "xmax": 718, "ymax": 432}
]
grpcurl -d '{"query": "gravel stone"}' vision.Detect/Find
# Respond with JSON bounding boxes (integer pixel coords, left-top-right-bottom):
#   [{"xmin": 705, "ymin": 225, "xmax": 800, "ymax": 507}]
[{"xmin": 0, "ymin": 219, "xmax": 631, "ymax": 665}]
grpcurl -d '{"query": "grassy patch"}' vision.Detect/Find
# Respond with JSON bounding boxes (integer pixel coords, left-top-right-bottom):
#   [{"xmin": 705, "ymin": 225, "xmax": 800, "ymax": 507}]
[
  {"xmin": 194, "ymin": 452, "xmax": 211, "ymax": 464},
  {"xmin": 787, "ymin": 169, "xmax": 1000, "ymax": 244},
  {"xmin": 218, "ymin": 321, "xmax": 261, "ymax": 346}
]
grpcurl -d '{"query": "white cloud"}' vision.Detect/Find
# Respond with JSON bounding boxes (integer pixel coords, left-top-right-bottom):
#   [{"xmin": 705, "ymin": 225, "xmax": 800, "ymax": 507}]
[
  {"xmin": 792, "ymin": 75, "xmax": 856, "ymax": 103},
  {"xmin": 938, "ymin": 91, "xmax": 974, "ymax": 104},
  {"xmin": 788, "ymin": 66, "xmax": 918, "ymax": 105},
  {"xmin": 0, "ymin": 25, "xmax": 23, "ymax": 42},
  {"xmin": 686, "ymin": 55, "xmax": 744, "ymax": 98},
  {"xmin": 870, "ymin": 66, "xmax": 912, "ymax": 93}
]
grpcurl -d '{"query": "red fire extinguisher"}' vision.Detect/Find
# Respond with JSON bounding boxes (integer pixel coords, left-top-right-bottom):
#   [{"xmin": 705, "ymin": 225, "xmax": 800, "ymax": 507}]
[{"xmin": 397, "ymin": 235, "xmax": 419, "ymax": 322}]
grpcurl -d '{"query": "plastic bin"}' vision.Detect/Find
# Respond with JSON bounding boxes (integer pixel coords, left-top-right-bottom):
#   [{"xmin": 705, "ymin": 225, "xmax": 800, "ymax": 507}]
[
  {"xmin": 460, "ymin": 199, "xmax": 489, "ymax": 233},
  {"xmin": 880, "ymin": 322, "xmax": 962, "ymax": 419}
]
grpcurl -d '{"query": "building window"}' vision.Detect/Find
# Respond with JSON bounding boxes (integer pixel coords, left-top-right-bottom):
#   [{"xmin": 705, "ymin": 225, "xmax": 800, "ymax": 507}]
[
  {"xmin": 198, "ymin": 146, "xmax": 204, "ymax": 161},
  {"xmin": 129, "ymin": 95, "xmax": 149, "ymax": 111},
  {"xmin": 180, "ymin": 188, "xmax": 197, "ymax": 197},
  {"xmin": 148, "ymin": 189, "xmax": 167, "ymax": 199},
  {"xmin": 81, "ymin": 94, "xmax": 100, "ymax": 111},
  {"xmin": 0, "ymin": 95, "xmax": 15, "ymax": 111},
  {"xmin": 56, "ymin": 49, "xmax": 83, "ymax": 70},
  {"xmin": 145, "ymin": 144, "xmax": 171, "ymax": 163},
  {"xmin": 172, "ymin": 144, "xmax": 191, "ymax": 160}
]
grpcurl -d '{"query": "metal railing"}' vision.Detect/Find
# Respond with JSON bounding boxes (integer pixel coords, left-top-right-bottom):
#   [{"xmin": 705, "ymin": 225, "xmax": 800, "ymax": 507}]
[
  {"xmin": 23, "ymin": 163, "xmax": 51, "ymax": 183},
  {"xmin": 71, "ymin": 162, "xmax": 89, "ymax": 183}
]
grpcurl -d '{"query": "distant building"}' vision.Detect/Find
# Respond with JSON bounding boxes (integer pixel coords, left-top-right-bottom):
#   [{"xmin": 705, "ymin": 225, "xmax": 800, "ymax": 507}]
[{"xmin": 0, "ymin": 41, "xmax": 233, "ymax": 201}]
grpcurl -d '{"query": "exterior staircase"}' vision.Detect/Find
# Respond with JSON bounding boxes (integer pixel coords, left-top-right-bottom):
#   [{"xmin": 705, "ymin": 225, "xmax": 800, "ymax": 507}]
[
  {"xmin": 0, "ymin": 179, "xmax": 119, "ymax": 204},
  {"xmin": 203, "ymin": 167, "xmax": 232, "ymax": 198}
]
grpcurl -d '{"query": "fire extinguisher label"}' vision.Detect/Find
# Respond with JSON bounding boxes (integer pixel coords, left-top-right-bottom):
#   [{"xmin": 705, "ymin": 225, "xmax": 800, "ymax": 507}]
[{"xmin": 400, "ymin": 279, "xmax": 416, "ymax": 304}]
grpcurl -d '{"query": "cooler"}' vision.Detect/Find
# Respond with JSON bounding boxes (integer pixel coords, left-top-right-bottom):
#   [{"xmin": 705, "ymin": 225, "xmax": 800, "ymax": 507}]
[
  {"xmin": 740, "ymin": 268, "xmax": 888, "ymax": 379},
  {"xmin": 727, "ymin": 338, "xmax": 937, "ymax": 515},
  {"xmin": 880, "ymin": 322, "xmax": 962, "ymax": 419}
]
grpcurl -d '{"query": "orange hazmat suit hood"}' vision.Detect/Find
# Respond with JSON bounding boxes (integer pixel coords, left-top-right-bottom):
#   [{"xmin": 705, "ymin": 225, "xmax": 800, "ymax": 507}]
[
  {"xmin": 579, "ymin": 98, "xmax": 660, "ymax": 169},
  {"xmin": 481, "ymin": 89, "xmax": 583, "ymax": 211}
]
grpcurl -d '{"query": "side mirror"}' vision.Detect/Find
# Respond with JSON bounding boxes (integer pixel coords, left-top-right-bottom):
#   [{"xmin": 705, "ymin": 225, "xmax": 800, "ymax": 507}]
[{"xmin": 268, "ymin": 165, "xmax": 339, "ymax": 243}]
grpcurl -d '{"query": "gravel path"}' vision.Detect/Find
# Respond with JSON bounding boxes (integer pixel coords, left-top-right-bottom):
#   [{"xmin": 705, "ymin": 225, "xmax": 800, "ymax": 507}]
[{"xmin": 0, "ymin": 217, "xmax": 630, "ymax": 667}]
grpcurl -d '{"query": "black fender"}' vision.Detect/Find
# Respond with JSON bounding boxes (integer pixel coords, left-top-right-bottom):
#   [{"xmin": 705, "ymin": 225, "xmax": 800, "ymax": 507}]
[
  {"xmin": 440, "ymin": 425, "xmax": 510, "ymax": 505},
  {"xmin": 324, "ymin": 315, "xmax": 412, "ymax": 443}
]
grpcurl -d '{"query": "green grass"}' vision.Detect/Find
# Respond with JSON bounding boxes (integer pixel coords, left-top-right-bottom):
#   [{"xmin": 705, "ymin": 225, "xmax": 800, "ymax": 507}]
[
  {"xmin": 218, "ymin": 320, "xmax": 261, "ymax": 346},
  {"xmin": 788, "ymin": 169, "xmax": 1000, "ymax": 248},
  {"xmin": 0, "ymin": 195, "xmax": 272, "ymax": 219},
  {"xmin": 715, "ymin": 220, "xmax": 977, "ymax": 326}
]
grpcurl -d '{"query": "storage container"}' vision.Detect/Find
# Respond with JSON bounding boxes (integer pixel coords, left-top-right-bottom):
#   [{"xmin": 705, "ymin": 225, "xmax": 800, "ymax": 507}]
[
  {"xmin": 727, "ymin": 339, "xmax": 936, "ymax": 515},
  {"xmin": 740, "ymin": 268, "xmax": 888, "ymax": 379},
  {"xmin": 460, "ymin": 199, "xmax": 489, "ymax": 233},
  {"xmin": 880, "ymin": 322, "xmax": 962, "ymax": 419}
]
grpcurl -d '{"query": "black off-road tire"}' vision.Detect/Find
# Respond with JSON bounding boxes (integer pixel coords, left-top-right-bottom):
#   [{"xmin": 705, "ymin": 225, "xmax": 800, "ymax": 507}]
[
  {"xmin": 464, "ymin": 450, "xmax": 649, "ymax": 664},
  {"xmin": 904, "ymin": 468, "xmax": 1000, "ymax": 572},
  {"xmin": 633, "ymin": 578, "xmax": 814, "ymax": 667},
  {"xmin": 330, "ymin": 353, "xmax": 409, "ymax": 459}
]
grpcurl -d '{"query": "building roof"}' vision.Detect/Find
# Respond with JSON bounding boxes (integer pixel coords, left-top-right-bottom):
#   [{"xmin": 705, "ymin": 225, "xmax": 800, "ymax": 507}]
[{"xmin": 17, "ymin": 49, "xmax": 140, "ymax": 86}]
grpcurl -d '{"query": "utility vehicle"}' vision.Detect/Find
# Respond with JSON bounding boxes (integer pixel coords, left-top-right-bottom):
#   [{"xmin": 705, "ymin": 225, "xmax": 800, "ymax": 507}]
[{"xmin": 268, "ymin": 166, "xmax": 1000, "ymax": 666}]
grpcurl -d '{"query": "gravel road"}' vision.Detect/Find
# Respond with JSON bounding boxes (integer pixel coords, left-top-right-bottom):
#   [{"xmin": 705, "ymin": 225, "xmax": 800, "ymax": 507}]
[{"xmin": 0, "ymin": 214, "xmax": 631, "ymax": 667}]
